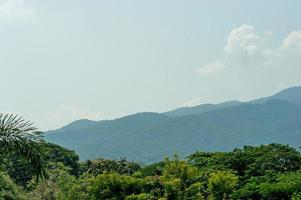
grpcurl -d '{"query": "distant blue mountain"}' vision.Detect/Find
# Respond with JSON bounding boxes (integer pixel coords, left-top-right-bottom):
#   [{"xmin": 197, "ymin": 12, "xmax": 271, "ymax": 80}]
[
  {"xmin": 165, "ymin": 86, "xmax": 301, "ymax": 117},
  {"xmin": 164, "ymin": 101, "xmax": 242, "ymax": 117},
  {"xmin": 54, "ymin": 119, "xmax": 99, "ymax": 132},
  {"xmin": 251, "ymin": 86, "xmax": 301, "ymax": 105},
  {"xmin": 45, "ymin": 86, "xmax": 301, "ymax": 164}
]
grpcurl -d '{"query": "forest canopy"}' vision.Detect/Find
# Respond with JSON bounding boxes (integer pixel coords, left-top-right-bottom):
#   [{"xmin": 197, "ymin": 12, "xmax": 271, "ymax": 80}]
[{"xmin": 1, "ymin": 143, "xmax": 301, "ymax": 200}]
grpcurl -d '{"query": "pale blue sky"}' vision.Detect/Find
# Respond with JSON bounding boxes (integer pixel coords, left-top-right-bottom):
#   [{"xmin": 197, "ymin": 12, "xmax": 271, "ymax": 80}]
[{"xmin": 1, "ymin": 0, "xmax": 301, "ymax": 130}]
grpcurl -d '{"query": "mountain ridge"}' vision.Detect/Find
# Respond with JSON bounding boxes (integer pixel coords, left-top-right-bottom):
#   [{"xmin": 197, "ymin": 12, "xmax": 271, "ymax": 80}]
[
  {"xmin": 45, "ymin": 86, "xmax": 301, "ymax": 163},
  {"xmin": 164, "ymin": 86, "xmax": 301, "ymax": 117}
]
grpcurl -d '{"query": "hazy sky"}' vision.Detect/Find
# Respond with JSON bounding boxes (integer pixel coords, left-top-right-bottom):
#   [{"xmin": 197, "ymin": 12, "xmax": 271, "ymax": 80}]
[{"xmin": 1, "ymin": 0, "xmax": 301, "ymax": 130}]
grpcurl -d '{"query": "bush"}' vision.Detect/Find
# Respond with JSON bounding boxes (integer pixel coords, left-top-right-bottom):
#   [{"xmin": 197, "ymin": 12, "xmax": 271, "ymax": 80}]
[{"xmin": 0, "ymin": 173, "xmax": 25, "ymax": 200}]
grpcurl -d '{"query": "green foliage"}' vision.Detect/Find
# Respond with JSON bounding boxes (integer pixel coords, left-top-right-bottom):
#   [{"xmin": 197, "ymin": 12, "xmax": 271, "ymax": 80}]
[
  {"xmin": 79, "ymin": 157, "xmax": 141, "ymax": 176},
  {"xmin": 161, "ymin": 178, "xmax": 181, "ymax": 199},
  {"xmin": 228, "ymin": 144, "xmax": 301, "ymax": 178},
  {"xmin": 41, "ymin": 143, "xmax": 80, "ymax": 176},
  {"xmin": 208, "ymin": 171, "xmax": 238, "ymax": 200},
  {"xmin": 233, "ymin": 176, "xmax": 265, "ymax": 199},
  {"xmin": 0, "ymin": 173, "xmax": 25, "ymax": 200},
  {"xmin": 292, "ymin": 192, "xmax": 301, "ymax": 200},
  {"xmin": 0, "ymin": 114, "xmax": 46, "ymax": 181},
  {"xmin": 183, "ymin": 182, "xmax": 205, "ymax": 200},
  {"xmin": 259, "ymin": 171, "xmax": 301, "ymax": 199},
  {"xmin": 65, "ymin": 173, "xmax": 144, "ymax": 200},
  {"xmin": 140, "ymin": 162, "xmax": 164, "ymax": 177},
  {"xmin": 162, "ymin": 155, "xmax": 199, "ymax": 185},
  {"xmin": 26, "ymin": 162, "xmax": 76, "ymax": 200},
  {"xmin": 1, "ymin": 155, "xmax": 39, "ymax": 187},
  {"xmin": 234, "ymin": 172, "xmax": 301, "ymax": 200},
  {"xmin": 125, "ymin": 193, "xmax": 154, "ymax": 200},
  {"xmin": 189, "ymin": 144, "xmax": 301, "ymax": 179},
  {"xmin": 1, "ymin": 142, "xmax": 79, "ymax": 187},
  {"xmin": 187, "ymin": 152, "xmax": 230, "ymax": 171},
  {"xmin": 2, "ymin": 141, "xmax": 301, "ymax": 200}
]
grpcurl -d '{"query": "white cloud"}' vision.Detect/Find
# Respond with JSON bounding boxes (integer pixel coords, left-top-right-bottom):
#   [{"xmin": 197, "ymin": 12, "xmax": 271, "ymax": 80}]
[
  {"xmin": 199, "ymin": 24, "xmax": 301, "ymax": 75},
  {"xmin": 281, "ymin": 31, "xmax": 301, "ymax": 50},
  {"xmin": 224, "ymin": 24, "xmax": 260, "ymax": 57},
  {"xmin": 42, "ymin": 104, "xmax": 106, "ymax": 130},
  {"xmin": 183, "ymin": 97, "xmax": 203, "ymax": 107},
  {"xmin": 222, "ymin": 24, "xmax": 273, "ymax": 66},
  {"xmin": 0, "ymin": 0, "xmax": 34, "ymax": 20},
  {"xmin": 198, "ymin": 61, "xmax": 225, "ymax": 75}
]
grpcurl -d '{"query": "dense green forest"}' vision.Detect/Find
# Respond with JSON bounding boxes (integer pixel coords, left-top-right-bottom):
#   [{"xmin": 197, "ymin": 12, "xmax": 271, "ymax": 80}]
[
  {"xmin": 2, "ymin": 142, "xmax": 301, "ymax": 199},
  {"xmin": 1, "ymin": 114, "xmax": 301, "ymax": 199},
  {"xmin": 0, "ymin": 115, "xmax": 301, "ymax": 200}
]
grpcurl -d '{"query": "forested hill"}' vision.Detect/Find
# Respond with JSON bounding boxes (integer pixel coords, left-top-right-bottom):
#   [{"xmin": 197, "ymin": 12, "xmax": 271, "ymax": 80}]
[
  {"xmin": 45, "ymin": 86, "xmax": 301, "ymax": 163},
  {"xmin": 164, "ymin": 86, "xmax": 301, "ymax": 117}
]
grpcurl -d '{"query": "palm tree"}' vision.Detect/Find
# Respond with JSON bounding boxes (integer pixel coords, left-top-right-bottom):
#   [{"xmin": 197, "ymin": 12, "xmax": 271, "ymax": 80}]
[{"xmin": 0, "ymin": 113, "xmax": 45, "ymax": 180}]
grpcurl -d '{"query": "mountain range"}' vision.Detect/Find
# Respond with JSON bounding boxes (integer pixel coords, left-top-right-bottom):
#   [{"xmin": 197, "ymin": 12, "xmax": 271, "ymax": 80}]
[{"xmin": 45, "ymin": 86, "xmax": 301, "ymax": 164}]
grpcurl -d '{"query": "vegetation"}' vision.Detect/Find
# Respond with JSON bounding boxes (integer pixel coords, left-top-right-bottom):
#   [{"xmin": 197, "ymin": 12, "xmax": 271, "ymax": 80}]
[
  {"xmin": 1, "ymin": 141, "xmax": 301, "ymax": 199},
  {"xmin": 0, "ymin": 114, "xmax": 45, "ymax": 199},
  {"xmin": 2, "ymin": 114, "xmax": 301, "ymax": 199},
  {"xmin": 0, "ymin": 114, "xmax": 45, "ymax": 180}
]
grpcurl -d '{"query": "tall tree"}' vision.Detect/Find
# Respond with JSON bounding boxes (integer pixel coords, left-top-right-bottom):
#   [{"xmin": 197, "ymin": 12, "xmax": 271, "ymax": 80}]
[{"xmin": 0, "ymin": 114, "xmax": 45, "ymax": 180}]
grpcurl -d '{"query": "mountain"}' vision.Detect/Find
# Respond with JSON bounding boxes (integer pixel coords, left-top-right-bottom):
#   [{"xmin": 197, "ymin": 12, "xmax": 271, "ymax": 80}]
[
  {"xmin": 165, "ymin": 86, "xmax": 301, "ymax": 117},
  {"xmin": 164, "ymin": 101, "xmax": 242, "ymax": 117},
  {"xmin": 54, "ymin": 119, "xmax": 99, "ymax": 132},
  {"xmin": 45, "ymin": 86, "xmax": 301, "ymax": 164},
  {"xmin": 252, "ymin": 86, "xmax": 301, "ymax": 105}
]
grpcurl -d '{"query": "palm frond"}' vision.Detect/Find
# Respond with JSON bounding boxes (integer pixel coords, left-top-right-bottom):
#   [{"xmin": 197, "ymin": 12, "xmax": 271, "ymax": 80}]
[{"xmin": 0, "ymin": 113, "xmax": 46, "ymax": 180}]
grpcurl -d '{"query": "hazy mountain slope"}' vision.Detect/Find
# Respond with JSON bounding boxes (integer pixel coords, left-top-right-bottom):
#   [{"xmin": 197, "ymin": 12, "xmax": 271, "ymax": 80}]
[
  {"xmin": 164, "ymin": 101, "xmax": 242, "ymax": 117},
  {"xmin": 51, "ymin": 119, "xmax": 100, "ymax": 132},
  {"xmin": 46, "ymin": 99, "xmax": 301, "ymax": 164},
  {"xmin": 165, "ymin": 86, "xmax": 301, "ymax": 117},
  {"xmin": 46, "ymin": 113, "xmax": 173, "ymax": 162},
  {"xmin": 271, "ymin": 86, "xmax": 301, "ymax": 103}
]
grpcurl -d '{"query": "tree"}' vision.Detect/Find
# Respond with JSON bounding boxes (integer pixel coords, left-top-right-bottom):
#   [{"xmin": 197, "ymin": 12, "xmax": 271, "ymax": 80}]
[
  {"xmin": 79, "ymin": 157, "xmax": 140, "ymax": 176},
  {"xmin": 26, "ymin": 162, "xmax": 77, "ymax": 200},
  {"xmin": 0, "ymin": 173, "xmax": 25, "ymax": 200},
  {"xmin": 228, "ymin": 144, "xmax": 301, "ymax": 178},
  {"xmin": 0, "ymin": 114, "xmax": 45, "ymax": 180},
  {"xmin": 162, "ymin": 155, "xmax": 199, "ymax": 185},
  {"xmin": 41, "ymin": 143, "xmax": 79, "ymax": 176},
  {"xmin": 258, "ymin": 171, "xmax": 301, "ymax": 200},
  {"xmin": 1, "ymin": 142, "xmax": 79, "ymax": 187},
  {"xmin": 208, "ymin": 171, "xmax": 238, "ymax": 200},
  {"xmin": 66, "ymin": 173, "xmax": 144, "ymax": 200}
]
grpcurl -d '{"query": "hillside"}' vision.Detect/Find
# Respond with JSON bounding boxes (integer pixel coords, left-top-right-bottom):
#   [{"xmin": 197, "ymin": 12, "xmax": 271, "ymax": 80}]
[
  {"xmin": 164, "ymin": 101, "xmax": 242, "ymax": 117},
  {"xmin": 252, "ymin": 86, "xmax": 301, "ymax": 105},
  {"xmin": 45, "ymin": 86, "xmax": 301, "ymax": 163},
  {"xmin": 165, "ymin": 86, "xmax": 301, "ymax": 117}
]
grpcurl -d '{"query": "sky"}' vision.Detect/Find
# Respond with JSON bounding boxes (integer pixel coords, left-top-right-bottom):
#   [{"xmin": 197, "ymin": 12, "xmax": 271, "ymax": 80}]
[{"xmin": 0, "ymin": 0, "xmax": 301, "ymax": 130}]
